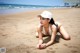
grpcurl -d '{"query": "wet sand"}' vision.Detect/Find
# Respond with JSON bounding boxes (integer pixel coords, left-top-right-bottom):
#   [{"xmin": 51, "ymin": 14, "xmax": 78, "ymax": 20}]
[{"xmin": 0, "ymin": 8, "xmax": 80, "ymax": 53}]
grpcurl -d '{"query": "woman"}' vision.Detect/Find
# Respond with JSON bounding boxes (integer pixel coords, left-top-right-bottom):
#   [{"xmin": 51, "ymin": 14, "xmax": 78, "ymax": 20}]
[{"xmin": 36, "ymin": 11, "xmax": 70, "ymax": 49}]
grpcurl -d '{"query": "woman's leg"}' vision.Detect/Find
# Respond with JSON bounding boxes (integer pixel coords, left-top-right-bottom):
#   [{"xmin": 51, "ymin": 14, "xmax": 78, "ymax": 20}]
[{"xmin": 58, "ymin": 23, "xmax": 71, "ymax": 40}]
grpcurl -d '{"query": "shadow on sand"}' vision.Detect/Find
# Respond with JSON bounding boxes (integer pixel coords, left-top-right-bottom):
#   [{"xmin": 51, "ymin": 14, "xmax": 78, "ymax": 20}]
[{"xmin": 43, "ymin": 34, "xmax": 61, "ymax": 44}]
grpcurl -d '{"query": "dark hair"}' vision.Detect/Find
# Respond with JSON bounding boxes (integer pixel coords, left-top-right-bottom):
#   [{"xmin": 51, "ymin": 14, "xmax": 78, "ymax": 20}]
[{"xmin": 49, "ymin": 18, "xmax": 55, "ymax": 25}]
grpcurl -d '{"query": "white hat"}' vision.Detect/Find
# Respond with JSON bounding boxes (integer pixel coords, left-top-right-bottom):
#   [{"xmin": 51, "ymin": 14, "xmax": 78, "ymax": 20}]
[{"xmin": 40, "ymin": 11, "xmax": 52, "ymax": 20}]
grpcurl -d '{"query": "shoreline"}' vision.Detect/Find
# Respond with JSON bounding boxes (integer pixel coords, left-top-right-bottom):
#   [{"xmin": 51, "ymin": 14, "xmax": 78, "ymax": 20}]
[{"xmin": 0, "ymin": 7, "xmax": 74, "ymax": 15}]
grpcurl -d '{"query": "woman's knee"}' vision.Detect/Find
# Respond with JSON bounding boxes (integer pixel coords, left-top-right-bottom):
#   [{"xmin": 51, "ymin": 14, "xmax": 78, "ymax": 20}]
[
  {"xmin": 59, "ymin": 26, "xmax": 71, "ymax": 40},
  {"xmin": 64, "ymin": 35, "xmax": 71, "ymax": 40}
]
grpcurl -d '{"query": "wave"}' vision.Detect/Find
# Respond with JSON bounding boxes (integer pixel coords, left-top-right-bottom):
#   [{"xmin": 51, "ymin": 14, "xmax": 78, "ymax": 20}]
[
  {"xmin": 0, "ymin": 4, "xmax": 55, "ymax": 9},
  {"xmin": 0, "ymin": 4, "xmax": 68, "ymax": 14}
]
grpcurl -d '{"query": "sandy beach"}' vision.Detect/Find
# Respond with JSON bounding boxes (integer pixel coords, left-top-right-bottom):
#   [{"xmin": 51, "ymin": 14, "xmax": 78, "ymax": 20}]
[{"xmin": 0, "ymin": 8, "xmax": 80, "ymax": 53}]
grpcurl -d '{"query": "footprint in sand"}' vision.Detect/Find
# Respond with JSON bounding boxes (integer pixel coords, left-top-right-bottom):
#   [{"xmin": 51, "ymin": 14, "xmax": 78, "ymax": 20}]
[
  {"xmin": 0, "ymin": 33, "xmax": 8, "ymax": 39},
  {"xmin": 71, "ymin": 50, "xmax": 78, "ymax": 53},
  {"xmin": 63, "ymin": 44, "xmax": 79, "ymax": 49},
  {"xmin": 49, "ymin": 48, "xmax": 53, "ymax": 50},
  {"xmin": 7, "ymin": 44, "xmax": 37, "ymax": 53},
  {"xmin": 47, "ymin": 50, "xmax": 55, "ymax": 53},
  {"xmin": 63, "ymin": 44, "xmax": 79, "ymax": 53},
  {"xmin": 63, "ymin": 44, "xmax": 68, "ymax": 46}
]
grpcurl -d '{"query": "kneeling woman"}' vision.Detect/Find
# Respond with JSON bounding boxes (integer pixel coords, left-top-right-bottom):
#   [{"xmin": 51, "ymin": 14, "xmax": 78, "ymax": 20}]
[{"xmin": 36, "ymin": 11, "xmax": 70, "ymax": 49}]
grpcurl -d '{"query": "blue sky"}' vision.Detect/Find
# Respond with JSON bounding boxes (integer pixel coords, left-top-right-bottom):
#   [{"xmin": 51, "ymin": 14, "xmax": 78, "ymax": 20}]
[{"xmin": 0, "ymin": 0, "xmax": 64, "ymax": 6}]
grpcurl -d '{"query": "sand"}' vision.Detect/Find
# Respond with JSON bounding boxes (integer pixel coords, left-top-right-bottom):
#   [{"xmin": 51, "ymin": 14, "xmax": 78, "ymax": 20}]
[{"xmin": 0, "ymin": 8, "xmax": 80, "ymax": 53}]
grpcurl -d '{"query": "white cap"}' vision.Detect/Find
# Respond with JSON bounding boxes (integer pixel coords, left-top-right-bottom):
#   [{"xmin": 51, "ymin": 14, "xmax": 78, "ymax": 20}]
[{"xmin": 40, "ymin": 11, "xmax": 52, "ymax": 20}]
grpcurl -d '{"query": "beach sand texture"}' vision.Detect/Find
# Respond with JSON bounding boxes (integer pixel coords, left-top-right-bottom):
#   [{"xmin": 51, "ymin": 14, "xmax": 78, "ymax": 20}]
[{"xmin": 0, "ymin": 8, "xmax": 80, "ymax": 53}]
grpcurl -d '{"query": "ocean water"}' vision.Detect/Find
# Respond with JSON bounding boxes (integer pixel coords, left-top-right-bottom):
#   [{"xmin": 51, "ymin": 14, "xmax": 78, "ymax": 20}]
[{"xmin": 0, "ymin": 4, "xmax": 65, "ymax": 14}]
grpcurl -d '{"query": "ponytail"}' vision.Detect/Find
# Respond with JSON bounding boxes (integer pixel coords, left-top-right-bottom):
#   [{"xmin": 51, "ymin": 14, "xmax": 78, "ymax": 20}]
[{"xmin": 49, "ymin": 18, "xmax": 55, "ymax": 25}]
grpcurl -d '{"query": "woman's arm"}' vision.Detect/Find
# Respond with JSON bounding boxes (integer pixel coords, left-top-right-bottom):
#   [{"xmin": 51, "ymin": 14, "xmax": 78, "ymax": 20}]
[
  {"xmin": 38, "ymin": 32, "xmax": 43, "ymax": 44},
  {"xmin": 36, "ymin": 25, "xmax": 43, "ymax": 49},
  {"xmin": 46, "ymin": 25, "xmax": 57, "ymax": 47},
  {"xmin": 37, "ymin": 30, "xmax": 43, "ymax": 48}
]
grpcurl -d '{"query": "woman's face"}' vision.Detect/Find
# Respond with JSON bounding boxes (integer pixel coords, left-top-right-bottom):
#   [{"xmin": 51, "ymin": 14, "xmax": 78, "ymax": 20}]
[{"xmin": 38, "ymin": 16, "xmax": 50, "ymax": 26}]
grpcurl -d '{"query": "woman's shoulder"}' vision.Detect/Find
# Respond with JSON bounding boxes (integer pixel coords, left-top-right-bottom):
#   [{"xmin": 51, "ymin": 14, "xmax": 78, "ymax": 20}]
[
  {"xmin": 37, "ymin": 23, "xmax": 43, "ymax": 28},
  {"xmin": 51, "ymin": 21, "xmax": 61, "ymax": 29},
  {"xmin": 37, "ymin": 24, "xmax": 43, "ymax": 31},
  {"xmin": 51, "ymin": 24, "xmax": 57, "ymax": 29}
]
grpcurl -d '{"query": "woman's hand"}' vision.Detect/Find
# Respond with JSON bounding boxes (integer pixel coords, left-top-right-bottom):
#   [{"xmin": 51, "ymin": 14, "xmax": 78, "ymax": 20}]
[
  {"xmin": 36, "ymin": 43, "xmax": 47, "ymax": 49},
  {"xmin": 36, "ymin": 43, "xmax": 41, "ymax": 49},
  {"xmin": 40, "ymin": 43, "xmax": 46, "ymax": 49}
]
